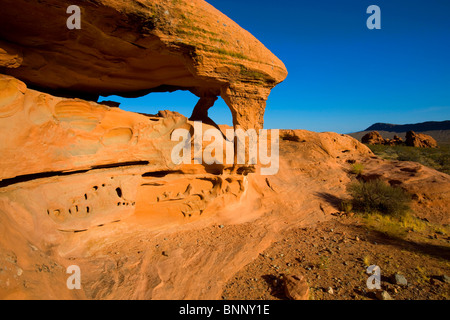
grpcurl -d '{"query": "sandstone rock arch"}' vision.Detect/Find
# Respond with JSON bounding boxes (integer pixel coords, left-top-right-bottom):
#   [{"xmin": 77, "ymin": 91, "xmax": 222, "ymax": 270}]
[{"xmin": 0, "ymin": 0, "xmax": 287, "ymax": 131}]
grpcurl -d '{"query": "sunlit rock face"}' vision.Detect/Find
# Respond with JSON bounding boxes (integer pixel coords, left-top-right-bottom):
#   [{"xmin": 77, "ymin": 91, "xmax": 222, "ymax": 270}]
[
  {"xmin": 1, "ymin": 0, "xmax": 447, "ymax": 301},
  {"xmin": 0, "ymin": 1, "xmax": 288, "ymax": 299},
  {"xmin": 0, "ymin": 0, "xmax": 287, "ymax": 131},
  {"xmin": 1, "ymin": 75, "xmax": 449, "ymax": 300},
  {"xmin": 0, "ymin": 74, "xmax": 249, "ymax": 233}
]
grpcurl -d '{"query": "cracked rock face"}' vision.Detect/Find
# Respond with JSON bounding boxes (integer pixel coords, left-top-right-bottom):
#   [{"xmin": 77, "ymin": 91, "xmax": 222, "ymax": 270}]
[{"xmin": 0, "ymin": 0, "xmax": 287, "ymax": 131}]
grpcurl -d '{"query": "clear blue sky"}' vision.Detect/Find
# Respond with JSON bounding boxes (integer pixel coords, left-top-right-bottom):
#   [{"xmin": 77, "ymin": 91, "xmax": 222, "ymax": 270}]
[{"xmin": 101, "ymin": 0, "xmax": 450, "ymax": 133}]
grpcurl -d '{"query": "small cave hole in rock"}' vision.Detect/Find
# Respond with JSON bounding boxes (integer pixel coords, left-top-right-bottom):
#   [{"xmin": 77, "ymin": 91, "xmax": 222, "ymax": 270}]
[
  {"xmin": 142, "ymin": 170, "xmax": 183, "ymax": 178},
  {"xmin": 115, "ymin": 187, "xmax": 122, "ymax": 198}
]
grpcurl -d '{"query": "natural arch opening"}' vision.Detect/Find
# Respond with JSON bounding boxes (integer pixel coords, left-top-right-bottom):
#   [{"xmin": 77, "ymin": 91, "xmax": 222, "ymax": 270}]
[
  {"xmin": 98, "ymin": 91, "xmax": 233, "ymax": 128},
  {"xmin": 99, "ymin": 91, "xmax": 197, "ymax": 118},
  {"xmin": 207, "ymin": 97, "xmax": 233, "ymax": 128}
]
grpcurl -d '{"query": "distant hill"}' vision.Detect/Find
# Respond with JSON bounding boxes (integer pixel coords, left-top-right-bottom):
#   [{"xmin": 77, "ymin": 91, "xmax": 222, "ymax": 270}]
[
  {"xmin": 349, "ymin": 120, "xmax": 450, "ymax": 145},
  {"xmin": 365, "ymin": 121, "xmax": 450, "ymax": 133}
]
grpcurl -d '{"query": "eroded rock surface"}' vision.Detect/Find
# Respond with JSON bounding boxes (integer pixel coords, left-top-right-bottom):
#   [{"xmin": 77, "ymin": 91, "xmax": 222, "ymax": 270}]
[
  {"xmin": 0, "ymin": 74, "xmax": 248, "ymax": 231},
  {"xmin": 405, "ymin": 131, "xmax": 438, "ymax": 148},
  {"xmin": 0, "ymin": 82, "xmax": 448, "ymax": 299},
  {"xmin": 0, "ymin": 74, "xmax": 255, "ymax": 298},
  {"xmin": 0, "ymin": 0, "xmax": 287, "ymax": 131}
]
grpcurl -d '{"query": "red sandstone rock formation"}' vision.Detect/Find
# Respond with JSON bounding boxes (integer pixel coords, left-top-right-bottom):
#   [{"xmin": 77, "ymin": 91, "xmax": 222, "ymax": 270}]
[
  {"xmin": 0, "ymin": 0, "xmax": 287, "ymax": 131},
  {"xmin": 384, "ymin": 135, "xmax": 404, "ymax": 146},
  {"xmin": 405, "ymin": 131, "xmax": 438, "ymax": 148},
  {"xmin": 0, "ymin": 1, "xmax": 448, "ymax": 301},
  {"xmin": 362, "ymin": 130, "xmax": 438, "ymax": 148},
  {"xmin": 0, "ymin": 80, "xmax": 448, "ymax": 299},
  {"xmin": 361, "ymin": 131, "xmax": 386, "ymax": 145}
]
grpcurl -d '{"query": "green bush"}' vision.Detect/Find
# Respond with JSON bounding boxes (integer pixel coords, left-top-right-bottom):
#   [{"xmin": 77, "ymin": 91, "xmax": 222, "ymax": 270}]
[
  {"xmin": 348, "ymin": 179, "xmax": 412, "ymax": 217},
  {"xmin": 350, "ymin": 163, "xmax": 364, "ymax": 175},
  {"xmin": 339, "ymin": 200, "xmax": 353, "ymax": 214},
  {"xmin": 368, "ymin": 144, "xmax": 450, "ymax": 175}
]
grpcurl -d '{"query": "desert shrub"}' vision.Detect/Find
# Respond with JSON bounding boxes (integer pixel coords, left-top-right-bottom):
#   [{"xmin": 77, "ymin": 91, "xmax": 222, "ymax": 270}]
[
  {"xmin": 348, "ymin": 179, "xmax": 411, "ymax": 217},
  {"xmin": 363, "ymin": 211, "xmax": 449, "ymax": 238},
  {"xmin": 396, "ymin": 148, "xmax": 424, "ymax": 162},
  {"xmin": 368, "ymin": 144, "xmax": 450, "ymax": 175},
  {"xmin": 281, "ymin": 132, "xmax": 300, "ymax": 142},
  {"xmin": 350, "ymin": 163, "xmax": 364, "ymax": 175},
  {"xmin": 339, "ymin": 200, "xmax": 353, "ymax": 214}
]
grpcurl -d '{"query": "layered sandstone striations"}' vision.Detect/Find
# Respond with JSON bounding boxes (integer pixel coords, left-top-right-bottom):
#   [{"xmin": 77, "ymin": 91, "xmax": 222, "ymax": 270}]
[
  {"xmin": 0, "ymin": 74, "xmax": 248, "ymax": 232},
  {"xmin": 0, "ymin": 74, "xmax": 255, "ymax": 299},
  {"xmin": 0, "ymin": 0, "xmax": 287, "ymax": 131}
]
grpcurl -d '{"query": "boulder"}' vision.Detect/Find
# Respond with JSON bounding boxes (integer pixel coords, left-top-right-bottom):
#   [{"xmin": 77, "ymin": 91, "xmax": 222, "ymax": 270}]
[
  {"xmin": 361, "ymin": 131, "xmax": 385, "ymax": 145},
  {"xmin": 0, "ymin": 0, "xmax": 288, "ymax": 131},
  {"xmin": 405, "ymin": 131, "xmax": 438, "ymax": 148},
  {"xmin": 384, "ymin": 135, "xmax": 403, "ymax": 146},
  {"xmin": 362, "ymin": 131, "xmax": 407, "ymax": 146},
  {"xmin": 392, "ymin": 273, "xmax": 408, "ymax": 287},
  {"xmin": 283, "ymin": 274, "xmax": 310, "ymax": 300},
  {"xmin": 375, "ymin": 290, "xmax": 393, "ymax": 300}
]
